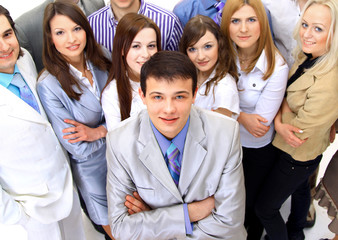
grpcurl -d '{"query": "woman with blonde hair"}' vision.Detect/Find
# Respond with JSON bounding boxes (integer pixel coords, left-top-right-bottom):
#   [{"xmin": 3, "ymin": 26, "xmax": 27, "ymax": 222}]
[
  {"xmin": 255, "ymin": 0, "xmax": 338, "ymax": 239},
  {"xmin": 179, "ymin": 15, "xmax": 239, "ymax": 118},
  {"xmin": 221, "ymin": 0, "xmax": 289, "ymax": 239}
]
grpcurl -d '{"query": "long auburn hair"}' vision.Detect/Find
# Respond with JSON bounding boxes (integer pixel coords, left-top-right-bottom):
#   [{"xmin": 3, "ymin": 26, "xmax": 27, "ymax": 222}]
[
  {"xmin": 42, "ymin": 1, "xmax": 111, "ymax": 100},
  {"xmin": 180, "ymin": 15, "xmax": 238, "ymax": 96},
  {"xmin": 106, "ymin": 13, "xmax": 161, "ymax": 121},
  {"xmin": 220, "ymin": 0, "xmax": 277, "ymax": 80}
]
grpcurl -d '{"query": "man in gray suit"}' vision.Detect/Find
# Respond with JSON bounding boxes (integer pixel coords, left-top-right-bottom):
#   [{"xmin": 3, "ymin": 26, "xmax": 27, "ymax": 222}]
[
  {"xmin": 106, "ymin": 51, "xmax": 246, "ymax": 239},
  {"xmin": 15, "ymin": 0, "xmax": 105, "ymax": 72}
]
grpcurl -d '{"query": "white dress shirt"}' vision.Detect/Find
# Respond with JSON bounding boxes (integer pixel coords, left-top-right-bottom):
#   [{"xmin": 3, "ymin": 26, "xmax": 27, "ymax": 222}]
[
  {"xmin": 101, "ymin": 78, "xmax": 145, "ymax": 131},
  {"xmin": 194, "ymin": 70, "xmax": 240, "ymax": 119},
  {"xmin": 262, "ymin": 0, "xmax": 301, "ymax": 68},
  {"xmin": 237, "ymin": 50, "xmax": 289, "ymax": 148}
]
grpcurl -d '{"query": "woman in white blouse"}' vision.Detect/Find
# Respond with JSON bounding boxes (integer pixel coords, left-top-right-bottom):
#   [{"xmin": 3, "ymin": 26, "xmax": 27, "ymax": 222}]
[
  {"xmin": 101, "ymin": 13, "xmax": 161, "ymax": 131},
  {"xmin": 221, "ymin": 0, "xmax": 289, "ymax": 239},
  {"xmin": 179, "ymin": 15, "xmax": 239, "ymax": 118}
]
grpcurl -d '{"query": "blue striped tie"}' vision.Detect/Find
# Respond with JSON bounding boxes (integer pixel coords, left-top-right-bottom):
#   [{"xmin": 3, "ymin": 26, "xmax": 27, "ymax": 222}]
[
  {"xmin": 11, "ymin": 73, "xmax": 40, "ymax": 113},
  {"xmin": 214, "ymin": 1, "xmax": 225, "ymax": 26},
  {"xmin": 166, "ymin": 142, "xmax": 180, "ymax": 186}
]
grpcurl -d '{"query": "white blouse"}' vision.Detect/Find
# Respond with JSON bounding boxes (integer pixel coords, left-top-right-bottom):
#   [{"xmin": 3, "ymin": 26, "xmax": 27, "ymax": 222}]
[
  {"xmin": 237, "ymin": 50, "xmax": 289, "ymax": 148},
  {"xmin": 194, "ymin": 70, "xmax": 240, "ymax": 119},
  {"xmin": 101, "ymin": 78, "xmax": 145, "ymax": 131}
]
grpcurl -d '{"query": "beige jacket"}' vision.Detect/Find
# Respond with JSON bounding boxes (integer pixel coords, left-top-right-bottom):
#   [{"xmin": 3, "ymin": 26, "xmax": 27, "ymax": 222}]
[{"xmin": 273, "ymin": 56, "xmax": 338, "ymax": 161}]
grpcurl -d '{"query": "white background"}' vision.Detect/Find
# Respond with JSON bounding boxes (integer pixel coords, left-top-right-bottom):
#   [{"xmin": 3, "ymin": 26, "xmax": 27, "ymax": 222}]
[{"xmin": 0, "ymin": 1, "xmax": 336, "ymax": 240}]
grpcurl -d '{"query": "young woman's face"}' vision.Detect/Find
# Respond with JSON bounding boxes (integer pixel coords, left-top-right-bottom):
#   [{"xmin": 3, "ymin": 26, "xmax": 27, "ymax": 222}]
[
  {"xmin": 50, "ymin": 14, "xmax": 86, "ymax": 64},
  {"xmin": 229, "ymin": 5, "xmax": 260, "ymax": 52},
  {"xmin": 126, "ymin": 27, "xmax": 158, "ymax": 81},
  {"xmin": 300, "ymin": 3, "xmax": 331, "ymax": 58},
  {"xmin": 186, "ymin": 30, "xmax": 218, "ymax": 76}
]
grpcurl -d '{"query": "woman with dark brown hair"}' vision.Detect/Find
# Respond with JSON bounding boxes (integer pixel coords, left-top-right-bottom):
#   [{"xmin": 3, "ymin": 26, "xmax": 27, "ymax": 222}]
[
  {"xmin": 36, "ymin": 1, "xmax": 113, "ymax": 238},
  {"xmin": 180, "ymin": 15, "xmax": 239, "ymax": 118},
  {"xmin": 101, "ymin": 13, "xmax": 161, "ymax": 131}
]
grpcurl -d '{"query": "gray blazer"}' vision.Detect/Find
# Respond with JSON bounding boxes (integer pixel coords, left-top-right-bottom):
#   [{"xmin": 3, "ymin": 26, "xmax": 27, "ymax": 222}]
[
  {"xmin": 106, "ymin": 107, "xmax": 247, "ymax": 240},
  {"xmin": 15, "ymin": 0, "xmax": 105, "ymax": 72}
]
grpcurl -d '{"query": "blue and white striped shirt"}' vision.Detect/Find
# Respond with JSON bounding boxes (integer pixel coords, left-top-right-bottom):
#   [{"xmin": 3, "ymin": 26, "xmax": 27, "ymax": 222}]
[{"xmin": 88, "ymin": 0, "xmax": 183, "ymax": 52}]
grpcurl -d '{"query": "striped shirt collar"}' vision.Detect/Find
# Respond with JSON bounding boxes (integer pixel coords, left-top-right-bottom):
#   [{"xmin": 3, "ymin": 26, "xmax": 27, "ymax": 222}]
[{"xmin": 109, "ymin": 0, "xmax": 146, "ymax": 24}]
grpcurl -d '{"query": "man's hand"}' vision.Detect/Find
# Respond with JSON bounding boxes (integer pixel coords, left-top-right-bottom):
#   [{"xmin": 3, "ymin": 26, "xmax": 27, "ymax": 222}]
[
  {"xmin": 125, "ymin": 192, "xmax": 151, "ymax": 215},
  {"xmin": 188, "ymin": 196, "xmax": 215, "ymax": 222}
]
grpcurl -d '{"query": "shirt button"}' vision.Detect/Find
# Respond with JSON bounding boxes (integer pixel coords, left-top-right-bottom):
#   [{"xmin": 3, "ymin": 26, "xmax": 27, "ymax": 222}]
[
  {"xmin": 253, "ymin": 83, "xmax": 256, "ymax": 87},
  {"xmin": 238, "ymin": 73, "xmax": 241, "ymax": 76}
]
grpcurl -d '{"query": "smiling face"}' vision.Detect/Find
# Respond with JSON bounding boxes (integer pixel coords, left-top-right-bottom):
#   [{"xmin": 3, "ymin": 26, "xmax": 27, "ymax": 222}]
[
  {"xmin": 50, "ymin": 14, "xmax": 87, "ymax": 64},
  {"xmin": 0, "ymin": 15, "xmax": 20, "ymax": 74},
  {"xmin": 139, "ymin": 76, "xmax": 196, "ymax": 140},
  {"xmin": 126, "ymin": 27, "xmax": 158, "ymax": 81},
  {"xmin": 229, "ymin": 5, "xmax": 260, "ymax": 53},
  {"xmin": 186, "ymin": 30, "xmax": 218, "ymax": 76},
  {"xmin": 300, "ymin": 3, "xmax": 331, "ymax": 58}
]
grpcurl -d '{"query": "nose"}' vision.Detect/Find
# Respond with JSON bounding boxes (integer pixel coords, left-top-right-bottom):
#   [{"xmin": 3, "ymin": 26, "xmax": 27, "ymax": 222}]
[
  {"xmin": 67, "ymin": 32, "xmax": 76, "ymax": 43},
  {"xmin": 0, "ymin": 39, "xmax": 10, "ymax": 53},
  {"xmin": 141, "ymin": 46, "xmax": 151, "ymax": 59},
  {"xmin": 303, "ymin": 27, "xmax": 312, "ymax": 38},
  {"xmin": 197, "ymin": 49, "xmax": 205, "ymax": 60},
  {"xmin": 240, "ymin": 21, "xmax": 248, "ymax": 33},
  {"xmin": 164, "ymin": 99, "xmax": 176, "ymax": 114}
]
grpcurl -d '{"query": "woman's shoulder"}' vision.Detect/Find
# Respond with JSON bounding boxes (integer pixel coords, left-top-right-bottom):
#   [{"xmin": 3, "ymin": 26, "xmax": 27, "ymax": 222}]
[
  {"xmin": 102, "ymin": 79, "xmax": 118, "ymax": 99},
  {"xmin": 37, "ymin": 70, "xmax": 60, "ymax": 88}
]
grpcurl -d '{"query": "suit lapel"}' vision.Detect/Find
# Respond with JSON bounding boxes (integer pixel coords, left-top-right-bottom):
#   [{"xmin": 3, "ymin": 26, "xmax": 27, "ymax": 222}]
[
  {"xmin": 179, "ymin": 107, "xmax": 207, "ymax": 195},
  {"xmin": 0, "ymin": 86, "xmax": 48, "ymax": 125},
  {"xmin": 138, "ymin": 111, "xmax": 183, "ymax": 202}
]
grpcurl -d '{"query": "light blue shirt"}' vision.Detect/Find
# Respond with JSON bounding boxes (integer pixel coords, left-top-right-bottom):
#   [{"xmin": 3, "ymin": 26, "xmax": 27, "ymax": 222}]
[
  {"xmin": 173, "ymin": 0, "xmax": 226, "ymax": 27},
  {"xmin": 150, "ymin": 118, "xmax": 193, "ymax": 235},
  {"xmin": 0, "ymin": 65, "xmax": 21, "ymax": 97}
]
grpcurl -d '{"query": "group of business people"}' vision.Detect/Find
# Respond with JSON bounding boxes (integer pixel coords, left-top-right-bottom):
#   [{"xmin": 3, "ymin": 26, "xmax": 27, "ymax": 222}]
[{"xmin": 1, "ymin": 0, "xmax": 338, "ymax": 240}]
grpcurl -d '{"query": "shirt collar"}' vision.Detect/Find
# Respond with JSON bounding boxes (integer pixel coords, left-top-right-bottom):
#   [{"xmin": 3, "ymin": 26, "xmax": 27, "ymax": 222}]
[
  {"xmin": 236, "ymin": 49, "xmax": 267, "ymax": 74},
  {"xmin": 0, "ymin": 64, "xmax": 20, "ymax": 88},
  {"xmin": 202, "ymin": 0, "xmax": 225, "ymax": 10},
  {"xmin": 109, "ymin": 0, "xmax": 144, "ymax": 23},
  {"xmin": 150, "ymin": 116, "xmax": 190, "ymax": 157}
]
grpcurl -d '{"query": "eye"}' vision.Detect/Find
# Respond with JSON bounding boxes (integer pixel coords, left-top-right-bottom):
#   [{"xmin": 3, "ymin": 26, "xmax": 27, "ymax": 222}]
[
  {"xmin": 74, "ymin": 26, "xmax": 82, "ymax": 32},
  {"xmin": 176, "ymin": 95, "xmax": 185, "ymax": 100},
  {"xmin": 55, "ymin": 30, "xmax": 64, "ymax": 36},
  {"xmin": 231, "ymin": 19, "xmax": 239, "ymax": 24},
  {"xmin": 131, "ymin": 44, "xmax": 140, "ymax": 49},
  {"xmin": 153, "ymin": 95, "xmax": 162, "ymax": 100},
  {"xmin": 248, "ymin": 18, "xmax": 256, "ymax": 23},
  {"xmin": 187, "ymin": 47, "xmax": 196, "ymax": 53},
  {"xmin": 314, "ymin": 27, "xmax": 323, "ymax": 32},
  {"xmin": 148, "ymin": 43, "xmax": 157, "ymax": 49},
  {"xmin": 301, "ymin": 22, "xmax": 308, "ymax": 28},
  {"xmin": 204, "ymin": 44, "xmax": 212, "ymax": 50},
  {"xmin": 3, "ymin": 31, "xmax": 13, "ymax": 38}
]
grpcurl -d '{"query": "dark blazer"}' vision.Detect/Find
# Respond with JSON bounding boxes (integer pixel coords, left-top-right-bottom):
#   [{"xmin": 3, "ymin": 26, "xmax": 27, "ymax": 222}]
[{"xmin": 15, "ymin": 0, "xmax": 105, "ymax": 72}]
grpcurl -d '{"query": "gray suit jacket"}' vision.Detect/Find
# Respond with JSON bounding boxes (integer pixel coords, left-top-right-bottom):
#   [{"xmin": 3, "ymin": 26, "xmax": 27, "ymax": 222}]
[
  {"xmin": 106, "ymin": 107, "xmax": 246, "ymax": 240},
  {"xmin": 15, "ymin": 0, "xmax": 105, "ymax": 72}
]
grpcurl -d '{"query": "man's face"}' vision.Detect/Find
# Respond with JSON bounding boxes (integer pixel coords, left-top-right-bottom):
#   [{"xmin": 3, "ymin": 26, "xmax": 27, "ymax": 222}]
[
  {"xmin": 110, "ymin": 0, "xmax": 138, "ymax": 11},
  {"xmin": 0, "ymin": 15, "xmax": 20, "ymax": 74},
  {"xmin": 139, "ymin": 76, "xmax": 196, "ymax": 140}
]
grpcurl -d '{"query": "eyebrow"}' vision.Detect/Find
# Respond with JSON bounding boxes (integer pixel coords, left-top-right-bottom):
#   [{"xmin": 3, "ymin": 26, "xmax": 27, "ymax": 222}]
[
  {"xmin": 149, "ymin": 90, "xmax": 190, "ymax": 95},
  {"xmin": 302, "ymin": 19, "xmax": 327, "ymax": 28},
  {"xmin": 3, "ymin": 28, "xmax": 13, "ymax": 35},
  {"xmin": 231, "ymin": 16, "xmax": 257, "ymax": 19}
]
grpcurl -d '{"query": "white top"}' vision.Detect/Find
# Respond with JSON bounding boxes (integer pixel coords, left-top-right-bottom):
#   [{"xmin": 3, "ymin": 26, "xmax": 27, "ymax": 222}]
[
  {"xmin": 237, "ymin": 50, "xmax": 289, "ymax": 148},
  {"xmin": 194, "ymin": 70, "xmax": 240, "ymax": 119},
  {"xmin": 101, "ymin": 78, "xmax": 145, "ymax": 131},
  {"xmin": 69, "ymin": 62, "xmax": 100, "ymax": 100},
  {"xmin": 262, "ymin": 0, "xmax": 301, "ymax": 68}
]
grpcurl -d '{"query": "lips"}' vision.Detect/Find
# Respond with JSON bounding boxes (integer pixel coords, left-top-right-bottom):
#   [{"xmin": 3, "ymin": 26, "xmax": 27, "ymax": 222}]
[
  {"xmin": 197, "ymin": 61, "xmax": 209, "ymax": 66},
  {"xmin": 238, "ymin": 36, "xmax": 250, "ymax": 41},
  {"xmin": 0, "ymin": 50, "xmax": 13, "ymax": 59},
  {"xmin": 160, "ymin": 117, "xmax": 178, "ymax": 124},
  {"xmin": 66, "ymin": 44, "xmax": 80, "ymax": 51}
]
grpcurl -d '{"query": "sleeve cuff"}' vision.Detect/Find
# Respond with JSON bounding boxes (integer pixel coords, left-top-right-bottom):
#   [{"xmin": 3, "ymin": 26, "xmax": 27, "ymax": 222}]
[{"xmin": 183, "ymin": 203, "xmax": 193, "ymax": 235}]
